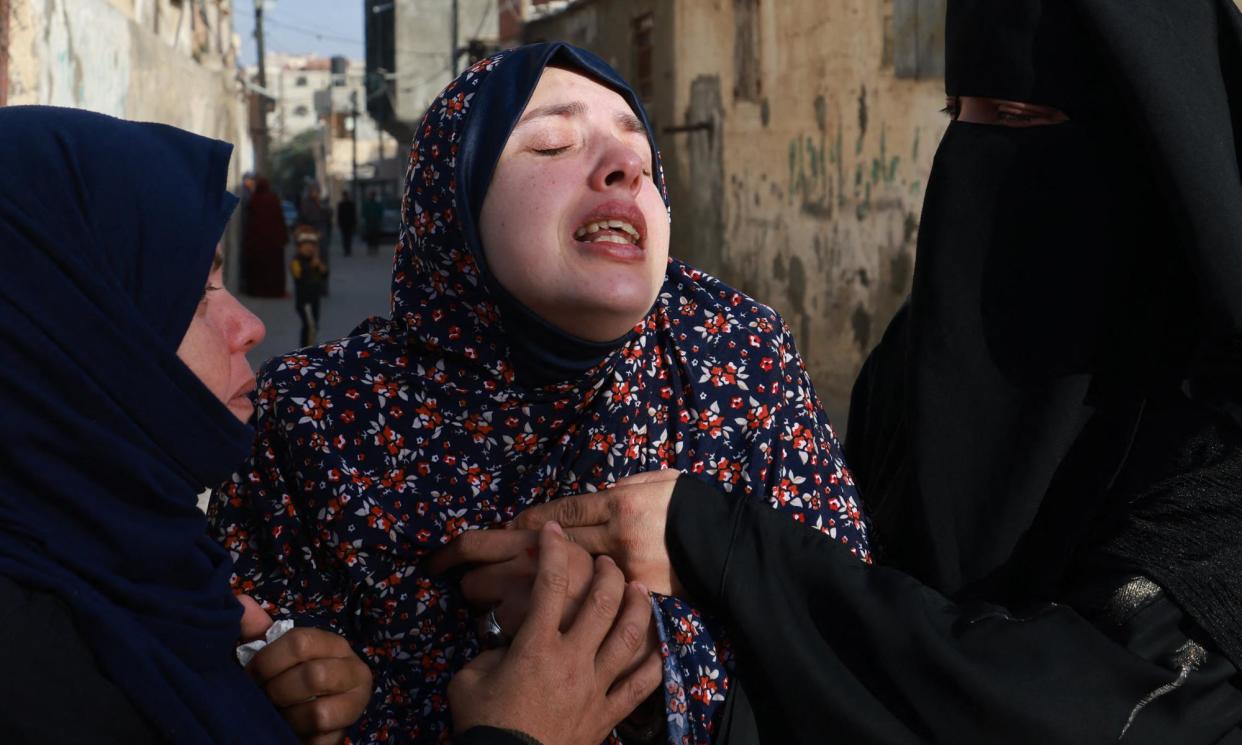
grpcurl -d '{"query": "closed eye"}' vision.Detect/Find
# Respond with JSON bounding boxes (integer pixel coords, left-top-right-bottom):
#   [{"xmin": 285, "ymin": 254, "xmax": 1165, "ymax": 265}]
[
  {"xmin": 534, "ymin": 146, "xmax": 571, "ymax": 156},
  {"xmin": 199, "ymin": 283, "xmax": 222, "ymax": 305}
]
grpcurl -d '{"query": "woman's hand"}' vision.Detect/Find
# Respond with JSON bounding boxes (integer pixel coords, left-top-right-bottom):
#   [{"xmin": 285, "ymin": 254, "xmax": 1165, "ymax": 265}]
[
  {"xmin": 428, "ymin": 527, "xmax": 596, "ymax": 635},
  {"xmin": 512, "ymin": 469, "xmax": 684, "ymax": 598},
  {"xmin": 449, "ymin": 522, "xmax": 662, "ymax": 745},
  {"xmin": 237, "ymin": 595, "xmax": 374, "ymax": 745}
]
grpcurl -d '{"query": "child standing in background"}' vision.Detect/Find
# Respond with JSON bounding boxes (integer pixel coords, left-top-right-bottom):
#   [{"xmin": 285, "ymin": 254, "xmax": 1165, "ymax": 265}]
[{"xmin": 290, "ymin": 226, "xmax": 328, "ymax": 347}]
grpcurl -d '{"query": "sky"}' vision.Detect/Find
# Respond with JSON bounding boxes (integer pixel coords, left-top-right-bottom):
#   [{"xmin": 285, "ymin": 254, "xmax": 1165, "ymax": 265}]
[{"xmin": 232, "ymin": 0, "xmax": 367, "ymax": 66}]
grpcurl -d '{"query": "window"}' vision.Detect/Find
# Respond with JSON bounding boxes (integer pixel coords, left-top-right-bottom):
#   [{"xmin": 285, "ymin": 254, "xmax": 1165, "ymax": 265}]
[
  {"xmin": 294, "ymin": 105, "xmax": 309, "ymax": 117},
  {"xmin": 296, "ymin": 75, "xmax": 308, "ymax": 87},
  {"xmin": 733, "ymin": 0, "xmax": 761, "ymax": 102},
  {"xmin": 632, "ymin": 13, "xmax": 654, "ymax": 103},
  {"xmin": 892, "ymin": 0, "xmax": 946, "ymax": 79}
]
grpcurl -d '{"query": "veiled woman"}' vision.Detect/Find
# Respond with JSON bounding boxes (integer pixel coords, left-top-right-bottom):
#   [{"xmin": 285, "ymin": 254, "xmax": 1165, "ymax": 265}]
[
  {"xmin": 243, "ymin": 176, "xmax": 289, "ymax": 298},
  {"xmin": 210, "ymin": 43, "xmax": 869, "ymax": 743}
]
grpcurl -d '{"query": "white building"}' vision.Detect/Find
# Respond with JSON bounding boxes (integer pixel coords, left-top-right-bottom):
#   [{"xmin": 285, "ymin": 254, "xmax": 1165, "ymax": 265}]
[
  {"xmin": 248, "ymin": 52, "xmax": 332, "ymax": 146},
  {"xmin": 312, "ymin": 57, "xmax": 399, "ymax": 202}
]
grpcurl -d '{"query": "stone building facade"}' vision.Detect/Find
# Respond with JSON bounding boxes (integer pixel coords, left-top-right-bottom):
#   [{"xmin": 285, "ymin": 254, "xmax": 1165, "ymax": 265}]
[
  {"xmin": 525, "ymin": 0, "xmax": 950, "ymax": 424},
  {"xmin": 251, "ymin": 52, "xmax": 334, "ymax": 147},
  {"xmin": 3, "ymin": 0, "xmax": 249, "ymax": 162},
  {"xmin": 365, "ymin": 0, "xmax": 498, "ymax": 146},
  {"xmin": 313, "ymin": 57, "xmax": 401, "ymax": 203}
]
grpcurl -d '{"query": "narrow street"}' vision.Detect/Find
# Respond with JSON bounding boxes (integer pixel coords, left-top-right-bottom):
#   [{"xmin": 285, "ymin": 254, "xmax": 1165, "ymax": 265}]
[{"xmin": 239, "ymin": 232, "xmax": 395, "ymax": 368}]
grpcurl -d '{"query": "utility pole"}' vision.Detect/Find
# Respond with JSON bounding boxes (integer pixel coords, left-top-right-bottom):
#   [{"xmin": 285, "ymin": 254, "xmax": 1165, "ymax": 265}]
[
  {"xmin": 254, "ymin": 0, "xmax": 270, "ymax": 174},
  {"xmin": 255, "ymin": 1, "xmax": 267, "ymax": 89},
  {"xmin": 451, "ymin": 0, "xmax": 459, "ymax": 76}
]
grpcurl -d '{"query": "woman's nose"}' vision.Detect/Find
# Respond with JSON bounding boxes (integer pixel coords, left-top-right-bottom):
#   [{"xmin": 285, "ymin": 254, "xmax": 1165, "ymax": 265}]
[
  {"xmin": 591, "ymin": 141, "xmax": 645, "ymax": 196},
  {"xmin": 229, "ymin": 295, "xmax": 266, "ymax": 353}
]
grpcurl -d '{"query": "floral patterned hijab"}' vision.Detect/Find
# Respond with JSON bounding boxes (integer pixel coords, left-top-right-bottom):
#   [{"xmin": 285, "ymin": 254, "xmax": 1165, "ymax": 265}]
[{"xmin": 211, "ymin": 43, "xmax": 868, "ymax": 743}]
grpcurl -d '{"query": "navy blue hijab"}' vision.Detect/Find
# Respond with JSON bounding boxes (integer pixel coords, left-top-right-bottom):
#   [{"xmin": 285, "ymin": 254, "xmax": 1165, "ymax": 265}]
[{"xmin": 0, "ymin": 107, "xmax": 296, "ymax": 744}]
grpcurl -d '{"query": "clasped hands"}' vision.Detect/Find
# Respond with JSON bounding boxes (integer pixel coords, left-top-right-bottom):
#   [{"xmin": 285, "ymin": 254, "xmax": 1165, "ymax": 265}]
[
  {"xmin": 430, "ymin": 469, "xmax": 685, "ymax": 743},
  {"xmin": 430, "ymin": 468, "xmax": 686, "ymax": 637}
]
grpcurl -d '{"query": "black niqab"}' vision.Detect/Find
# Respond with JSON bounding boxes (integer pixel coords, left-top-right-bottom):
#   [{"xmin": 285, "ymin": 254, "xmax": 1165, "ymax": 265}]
[
  {"xmin": 945, "ymin": 0, "xmax": 1103, "ymax": 114},
  {"xmin": 847, "ymin": 0, "xmax": 1242, "ymax": 667}
]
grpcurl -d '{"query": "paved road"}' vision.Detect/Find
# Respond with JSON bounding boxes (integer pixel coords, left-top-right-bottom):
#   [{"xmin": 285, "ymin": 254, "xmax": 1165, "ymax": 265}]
[{"xmin": 235, "ymin": 232, "xmax": 395, "ymax": 370}]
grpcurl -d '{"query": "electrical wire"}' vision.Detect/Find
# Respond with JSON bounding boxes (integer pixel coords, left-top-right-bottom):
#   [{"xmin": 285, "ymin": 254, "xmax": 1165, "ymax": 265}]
[
  {"xmin": 232, "ymin": 0, "xmax": 364, "ymax": 45},
  {"xmin": 264, "ymin": 17, "xmax": 363, "ymax": 45}
]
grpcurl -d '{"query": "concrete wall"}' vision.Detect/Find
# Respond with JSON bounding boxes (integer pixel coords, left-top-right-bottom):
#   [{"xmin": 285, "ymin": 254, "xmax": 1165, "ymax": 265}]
[
  {"xmin": 5, "ymin": 0, "xmax": 250, "ymax": 178},
  {"xmin": 393, "ymin": 0, "xmax": 497, "ymax": 124},
  {"xmin": 523, "ymin": 0, "xmax": 676, "ymax": 129},
  {"xmin": 669, "ymin": 0, "xmax": 946, "ymax": 423},
  {"xmin": 527, "ymin": 0, "xmax": 946, "ymax": 424}
]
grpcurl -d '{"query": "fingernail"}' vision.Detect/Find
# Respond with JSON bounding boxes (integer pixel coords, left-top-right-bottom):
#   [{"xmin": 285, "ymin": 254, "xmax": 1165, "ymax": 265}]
[
  {"xmin": 546, "ymin": 521, "xmax": 565, "ymax": 536},
  {"xmin": 633, "ymin": 582, "xmax": 649, "ymax": 595},
  {"xmin": 598, "ymin": 555, "xmax": 616, "ymax": 567}
]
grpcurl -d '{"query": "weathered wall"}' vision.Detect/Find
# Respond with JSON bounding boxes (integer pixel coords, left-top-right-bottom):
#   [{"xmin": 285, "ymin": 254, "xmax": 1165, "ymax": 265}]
[
  {"xmin": 394, "ymin": 0, "xmax": 496, "ymax": 124},
  {"xmin": 667, "ymin": 0, "xmax": 947, "ymax": 424},
  {"xmin": 523, "ymin": 0, "xmax": 676, "ymax": 126},
  {"xmin": 5, "ymin": 0, "xmax": 249, "ymax": 178}
]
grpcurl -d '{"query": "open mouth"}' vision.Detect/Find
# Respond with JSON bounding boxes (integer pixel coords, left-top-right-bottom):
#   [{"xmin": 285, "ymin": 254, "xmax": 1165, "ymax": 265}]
[
  {"xmin": 574, "ymin": 218, "xmax": 642, "ymax": 245},
  {"xmin": 571, "ymin": 202, "xmax": 647, "ymax": 251}
]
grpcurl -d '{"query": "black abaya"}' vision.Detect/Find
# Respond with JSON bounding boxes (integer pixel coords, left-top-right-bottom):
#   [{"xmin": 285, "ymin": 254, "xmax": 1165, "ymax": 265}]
[
  {"xmin": 659, "ymin": 0, "xmax": 1242, "ymax": 742},
  {"xmin": 847, "ymin": 0, "xmax": 1242, "ymax": 663},
  {"xmin": 667, "ymin": 476, "xmax": 1242, "ymax": 744}
]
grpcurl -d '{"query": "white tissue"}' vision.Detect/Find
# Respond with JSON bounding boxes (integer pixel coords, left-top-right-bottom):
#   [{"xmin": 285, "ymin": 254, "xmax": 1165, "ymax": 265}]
[{"xmin": 235, "ymin": 619, "xmax": 295, "ymax": 667}]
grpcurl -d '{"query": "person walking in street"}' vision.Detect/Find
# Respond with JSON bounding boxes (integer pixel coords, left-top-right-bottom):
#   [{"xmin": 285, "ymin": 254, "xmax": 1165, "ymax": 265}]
[
  {"xmin": 361, "ymin": 189, "xmax": 383, "ymax": 256},
  {"xmin": 299, "ymin": 183, "xmax": 332, "ymax": 292},
  {"xmin": 298, "ymin": 182, "xmax": 331, "ymax": 243},
  {"xmin": 237, "ymin": 171, "xmax": 256, "ymax": 294},
  {"xmin": 290, "ymin": 226, "xmax": 329, "ymax": 348},
  {"xmin": 337, "ymin": 190, "xmax": 357, "ymax": 257},
  {"xmin": 242, "ymin": 176, "xmax": 287, "ymax": 298}
]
